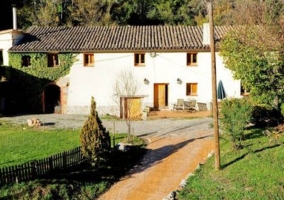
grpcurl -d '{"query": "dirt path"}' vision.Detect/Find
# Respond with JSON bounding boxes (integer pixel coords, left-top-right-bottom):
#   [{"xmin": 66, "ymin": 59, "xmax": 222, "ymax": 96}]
[{"xmin": 98, "ymin": 131, "xmax": 214, "ymax": 200}]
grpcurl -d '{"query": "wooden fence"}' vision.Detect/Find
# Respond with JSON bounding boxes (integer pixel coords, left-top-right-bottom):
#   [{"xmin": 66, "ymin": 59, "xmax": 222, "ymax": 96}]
[{"xmin": 0, "ymin": 146, "xmax": 85, "ymax": 185}]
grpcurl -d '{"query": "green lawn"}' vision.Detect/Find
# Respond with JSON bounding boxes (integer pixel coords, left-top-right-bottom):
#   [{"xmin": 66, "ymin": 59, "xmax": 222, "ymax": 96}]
[
  {"xmin": 0, "ymin": 120, "xmax": 146, "ymax": 199},
  {"xmin": 0, "ymin": 120, "xmax": 133, "ymax": 168},
  {"xmin": 178, "ymin": 128, "xmax": 284, "ymax": 199}
]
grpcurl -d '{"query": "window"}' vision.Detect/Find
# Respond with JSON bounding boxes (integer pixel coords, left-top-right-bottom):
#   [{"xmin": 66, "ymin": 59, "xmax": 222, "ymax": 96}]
[
  {"xmin": 83, "ymin": 54, "xmax": 94, "ymax": 67},
  {"xmin": 186, "ymin": 83, "xmax": 198, "ymax": 96},
  {"xmin": 187, "ymin": 53, "xmax": 197, "ymax": 66},
  {"xmin": 241, "ymin": 83, "xmax": 250, "ymax": 96},
  {"xmin": 48, "ymin": 54, "xmax": 59, "ymax": 67},
  {"xmin": 22, "ymin": 55, "xmax": 31, "ymax": 67},
  {"xmin": 134, "ymin": 53, "xmax": 145, "ymax": 66}
]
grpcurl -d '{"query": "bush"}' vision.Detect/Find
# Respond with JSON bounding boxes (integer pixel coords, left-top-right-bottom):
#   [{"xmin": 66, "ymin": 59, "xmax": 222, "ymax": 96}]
[
  {"xmin": 281, "ymin": 103, "xmax": 284, "ymax": 116},
  {"xmin": 80, "ymin": 97, "xmax": 111, "ymax": 166},
  {"xmin": 252, "ymin": 105, "xmax": 282, "ymax": 127},
  {"xmin": 220, "ymin": 98, "xmax": 253, "ymax": 149}
]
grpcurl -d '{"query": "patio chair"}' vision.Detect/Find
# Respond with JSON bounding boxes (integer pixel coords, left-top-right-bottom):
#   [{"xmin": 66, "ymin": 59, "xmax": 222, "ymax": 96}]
[
  {"xmin": 184, "ymin": 100, "xmax": 197, "ymax": 112},
  {"xmin": 197, "ymin": 102, "xmax": 208, "ymax": 111},
  {"xmin": 173, "ymin": 99, "xmax": 184, "ymax": 111}
]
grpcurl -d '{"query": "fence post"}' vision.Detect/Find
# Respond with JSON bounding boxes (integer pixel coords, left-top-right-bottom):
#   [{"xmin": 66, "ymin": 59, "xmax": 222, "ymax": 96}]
[
  {"xmin": 113, "ymin": 122, "xmax": 116, "ymax": 148},
  {"xmin": 0, "ymin": 146, "xmax": 85, "ymax": 185},
  {"xmin": 31, "ymin": 161, "xmax": 37, "ymax": 179},
  {"xmin": 49, "ymin": 157, "xmax": 53, "ymax": 173},
  {"xmin": 0, "ymin": 168, "xmax": 3, "ymax": 185},
  {"xmin": 63, "ymin": 152, "xmax": 67, "ymax": 170}
]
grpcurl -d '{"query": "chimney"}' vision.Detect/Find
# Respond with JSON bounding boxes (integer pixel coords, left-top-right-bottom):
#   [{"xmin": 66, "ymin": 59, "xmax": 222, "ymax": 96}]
[
  {"xmin": 12, "ymin": 4, "xmax": 17, "ymax": 30},
  {"xmin": 202, "ymin": 23, "xmax": 210, "ymax": 45}
]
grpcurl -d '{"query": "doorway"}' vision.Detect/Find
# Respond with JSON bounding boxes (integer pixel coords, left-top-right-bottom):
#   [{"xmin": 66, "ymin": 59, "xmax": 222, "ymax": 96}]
[
  {"xmin": 44, "ymin": 84, "xmax": 60, "ymax": 113},
  {"xmin": 154, "ymin": 83, "xmax": 168, "ymax": 110},
  {"xmin": 0, "ymin": 50, "xmax": 3, "ymax": 65}
]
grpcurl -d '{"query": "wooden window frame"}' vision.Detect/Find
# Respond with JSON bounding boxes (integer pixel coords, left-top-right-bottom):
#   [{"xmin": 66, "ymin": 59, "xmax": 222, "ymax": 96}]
[
  {"xmin": 186, "ymin": 83, "xmax": 198, "ymax": 96},
  {"xmin": 83, "ymin": 53, "xmax": 94, "ymax": 67},
  {"xmin": 22, "ymin": 55, "xmax": 31, "ymax": 67},
  {"xmin": 134, "ymin": 53, "xmax": 145, "ymax": 66},
  {"xmin": 186, "ymin": 53, "xmax": 198, "ymax": 66},
  {"xmin": 48, "ymin": 53, "xmax": 59, "ymax": 67},
  {"xmin": 241, "ymin": 84, "xmax": 250, "ymax": 96}
]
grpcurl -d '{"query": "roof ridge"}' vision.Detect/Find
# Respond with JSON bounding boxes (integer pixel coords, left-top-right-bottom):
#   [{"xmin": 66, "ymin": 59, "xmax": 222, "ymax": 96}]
[{"xmin": 10, "ymin": 25, "xmax": 232, "ymax": 52}]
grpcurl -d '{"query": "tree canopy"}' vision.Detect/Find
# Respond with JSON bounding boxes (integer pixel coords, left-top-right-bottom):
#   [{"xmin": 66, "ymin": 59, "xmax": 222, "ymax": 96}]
[
  {"xmin": 220, "ymin": 0, "xmax": 284, "ymax": 106},
  {"xmin": 0, "ymin": 0, "xmax": 243, "ymax": 29}
]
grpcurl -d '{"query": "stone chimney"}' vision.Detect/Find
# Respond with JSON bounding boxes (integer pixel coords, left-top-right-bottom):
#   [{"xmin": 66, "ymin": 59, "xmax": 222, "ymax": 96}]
[
  {"xmin": 12, "ymin": 4, "xmax": 17, "ymax": 30},
  {"xmin": 202, "ymin": 23, "xmax": 210, "ymax": 45}
]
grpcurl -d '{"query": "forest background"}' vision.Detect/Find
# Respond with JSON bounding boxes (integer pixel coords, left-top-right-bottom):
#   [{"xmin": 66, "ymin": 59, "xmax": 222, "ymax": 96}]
[{"xmin": 1, "ymin": 0, "xmax": 281, "ymax": 30}]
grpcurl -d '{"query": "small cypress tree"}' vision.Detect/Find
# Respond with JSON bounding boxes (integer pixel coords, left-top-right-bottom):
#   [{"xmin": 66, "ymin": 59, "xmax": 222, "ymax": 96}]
[{"xmin": 80, "ymin": 97, "xmax": 110, "ymax": 166}]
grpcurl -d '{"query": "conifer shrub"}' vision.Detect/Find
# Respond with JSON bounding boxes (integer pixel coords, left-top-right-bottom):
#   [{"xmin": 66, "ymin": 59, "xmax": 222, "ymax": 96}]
[
  {"xmin": 80, "ymin": 97, "xmax": 110, "ymax": 166},
  {"xmin": 220, "ymin": 98, "xmax": 253, "ymax": 149}
]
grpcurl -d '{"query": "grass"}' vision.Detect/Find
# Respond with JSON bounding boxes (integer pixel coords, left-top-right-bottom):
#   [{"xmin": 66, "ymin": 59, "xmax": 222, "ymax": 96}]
[
  {"xmin": 0, "ymin": 122, "xmax": 81, "ymax": 167},
  {"xmin": 178, "ymin": 127, "xmax": 284, "ymax": 199},
  {"xmin": 0, "ymin": 120, "xmax": 143, "ymax": 167},
  {"xmin": 0, "ymin": 120, "xmax": 147, "ymax": 199}
]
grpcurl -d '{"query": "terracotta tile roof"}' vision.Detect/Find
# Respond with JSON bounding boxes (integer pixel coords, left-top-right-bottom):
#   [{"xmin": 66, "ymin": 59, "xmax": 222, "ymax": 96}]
[{"xmin": 9, "ymin": 25, "xmax": 233, "ymax": 52}]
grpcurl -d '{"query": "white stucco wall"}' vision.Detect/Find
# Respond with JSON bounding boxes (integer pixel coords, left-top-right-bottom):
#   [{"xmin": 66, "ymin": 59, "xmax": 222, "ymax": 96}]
[
  {"xmin": 0, "ymin": 30, "xmax": 24, "ymax": 66},
  {"xmin": 65, "ymin": 52, "xmax": 241, "ymax": 115}
]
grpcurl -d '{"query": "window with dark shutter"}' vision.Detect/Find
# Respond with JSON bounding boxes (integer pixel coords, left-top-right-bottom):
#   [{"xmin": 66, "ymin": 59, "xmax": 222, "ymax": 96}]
[{"xmin": 48, "ymin": 54, "xmax": 59, "ymax": 67}]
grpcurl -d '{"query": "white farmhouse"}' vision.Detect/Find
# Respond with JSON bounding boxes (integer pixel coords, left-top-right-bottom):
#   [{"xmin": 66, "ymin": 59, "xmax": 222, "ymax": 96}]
[{"xmin": 0, "ymin": 25, "xmax": 242, "ymax": 117}]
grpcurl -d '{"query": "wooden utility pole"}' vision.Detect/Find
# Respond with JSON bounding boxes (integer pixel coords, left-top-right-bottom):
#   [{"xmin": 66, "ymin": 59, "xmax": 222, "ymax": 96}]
[{"xmin": 207, "ymin": 0, "xmax": 220, "ymax": 170}]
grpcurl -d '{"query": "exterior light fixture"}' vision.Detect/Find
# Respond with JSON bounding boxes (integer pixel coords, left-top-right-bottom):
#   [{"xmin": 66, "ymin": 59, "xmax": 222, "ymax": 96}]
[
  {"xmin": 177, "ymin": 78, "xmax": 182, "ymax": 84},
  {"xmin": 144, "ymin": 78, "xmax": 150, "ymax": 85},
  {"xmin": 150, "ymin": 52, "xmax": 156, "ymax": 57}
]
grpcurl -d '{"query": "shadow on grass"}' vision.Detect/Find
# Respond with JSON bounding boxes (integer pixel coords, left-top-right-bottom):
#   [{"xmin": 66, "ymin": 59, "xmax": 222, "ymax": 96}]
[
  {"xmin": 42, "ymin": 122, "xmax": 56, "ymax": 126},
  {"xmin": 244, "ymin": 128, "xmax": 266, "ymax": 140},
  {"xmin": 222, "ymin": 143, "xmax": 281, "ymax": 169},
  {"xmin": 1, "ymin": 135, "xmax": 212, "ymax": 199},
  {"xmin": 49, "ymin": 135, "xmax": 209, "ymax": 183}
]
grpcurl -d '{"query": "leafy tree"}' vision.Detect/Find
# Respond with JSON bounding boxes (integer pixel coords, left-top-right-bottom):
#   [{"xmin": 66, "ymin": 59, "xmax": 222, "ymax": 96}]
[
  {"xmin": 67, "ymin": 0, "xmax": 115, "ymax": 26},
  {"xmin": 35, "ymin": 1, "xmax": 59, "ymax": 26},
  {"xmin": 112, "ymin": 69, "xmax": 140, "ymax": 137},
  {"xmin": 111, "ymin": 0, "xmax": 154, "ymax": 25},
  {"xmin": 188, "ymin": 0, "xmax": 235, "ymax": 26},
  {"xmin": 17, "ymin": 0, "xmax": 64, "ymax": 28},
  {"xmin": 111, "ymin": 0, "xmax": 204, "ymax": 25},
  {"xmin": 220, "ymin": 0, "xmax": 284, "ymax": 107},
  {"xmin": 80, "ymin": 97, "xmax": 111, "ymax": 165},
  {"xmin": 212, "ymin": 0, "xmax": 235, "ymax": 25},
  {"xmin": 4, "ymin": 0, "xmax": 245, "ymax": 28},
  {"xmin": 147, "ymin": 0, "xmax": 197, "ymax": 25}
]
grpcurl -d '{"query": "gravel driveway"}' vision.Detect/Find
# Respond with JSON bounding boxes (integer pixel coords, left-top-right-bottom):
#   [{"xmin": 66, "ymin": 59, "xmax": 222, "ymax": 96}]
[{"xmin": 0, "ymin": 113, "xmax": 213, "ymax": 138}]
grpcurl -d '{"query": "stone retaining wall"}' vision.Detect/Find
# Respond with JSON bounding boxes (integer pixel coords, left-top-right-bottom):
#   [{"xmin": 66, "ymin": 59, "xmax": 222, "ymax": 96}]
[{"xmin": 62, "ymin": 105, "xmax": 119, "ymax": 117}]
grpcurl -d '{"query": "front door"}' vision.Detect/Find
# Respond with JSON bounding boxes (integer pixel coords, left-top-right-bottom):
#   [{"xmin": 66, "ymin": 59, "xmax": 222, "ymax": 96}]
[
  {"xmin": 154, "ymin": 83, "xmax": 168, "ymax": 110},
  {"xmin": 43, "ymin": 84, "xmax": 61, "ymax": 113}
]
